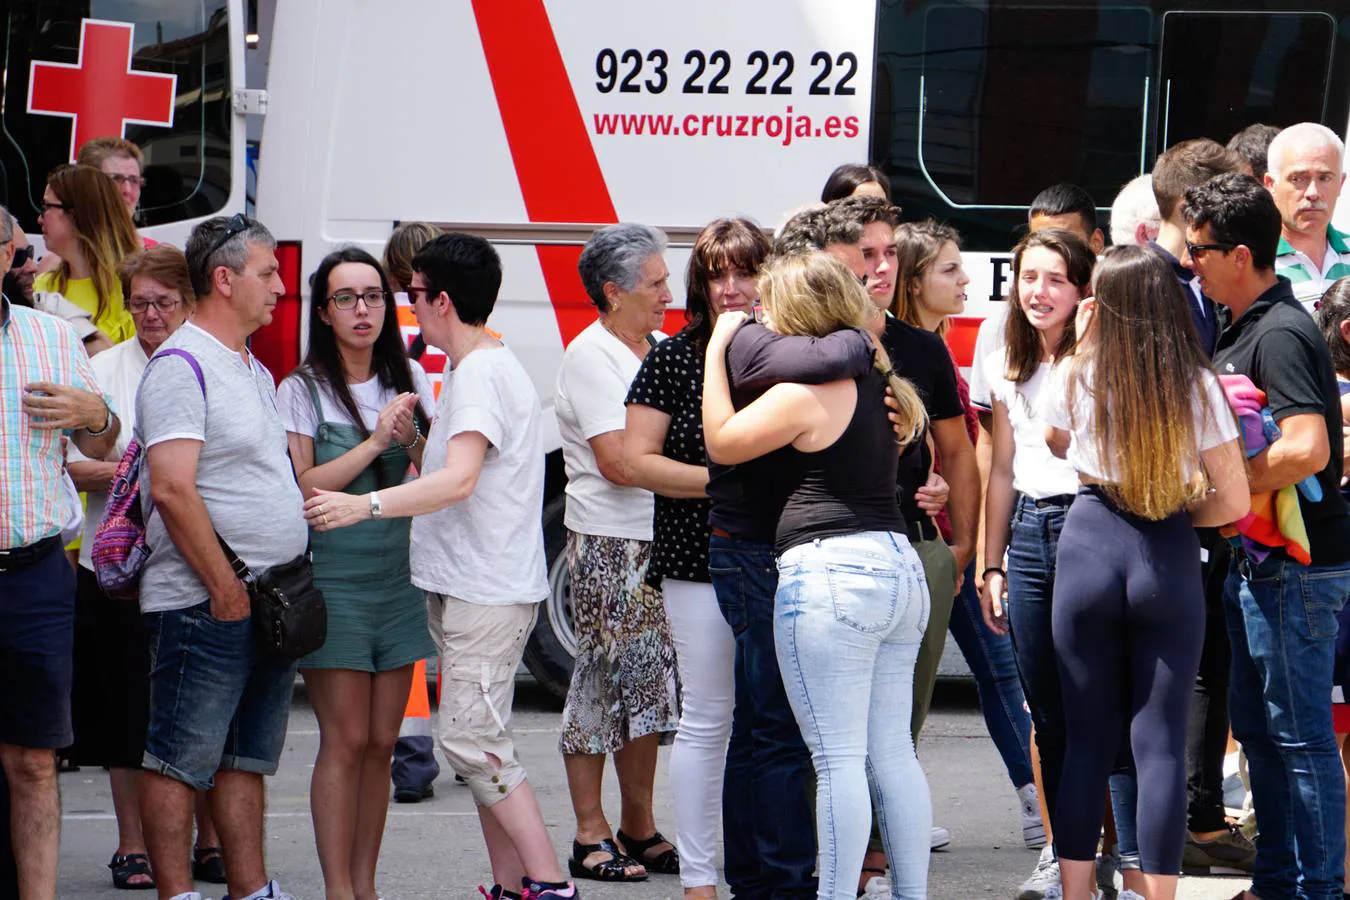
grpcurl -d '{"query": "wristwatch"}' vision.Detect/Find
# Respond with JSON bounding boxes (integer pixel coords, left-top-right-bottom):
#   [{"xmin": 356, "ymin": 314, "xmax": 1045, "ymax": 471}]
[{"xmin": 368, "ymin": 491, "xmax": 383, "ymax": 519}]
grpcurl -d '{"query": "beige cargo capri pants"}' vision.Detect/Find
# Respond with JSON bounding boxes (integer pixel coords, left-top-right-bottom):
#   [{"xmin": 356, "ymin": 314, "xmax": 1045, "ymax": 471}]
[{"xmin": 426, "ymin": 592, "xmax": 538, "ymax": 805}]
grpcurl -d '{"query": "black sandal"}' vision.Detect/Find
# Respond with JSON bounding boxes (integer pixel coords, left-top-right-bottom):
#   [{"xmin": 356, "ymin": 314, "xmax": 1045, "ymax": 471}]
[
  {"xmin": 109, "ymin": 853, "xmax": 155, "ymax": 890},
  {"xmin": 616, "ymin": 829, "xmax": 680, "ymax": 875},
  {"xmin": 567, "ymin": 838, "xmax": 648, "ymax": 882},
  {"xmin": 192, "ymin": 845, "xmax": 227, "ymax": 884}
]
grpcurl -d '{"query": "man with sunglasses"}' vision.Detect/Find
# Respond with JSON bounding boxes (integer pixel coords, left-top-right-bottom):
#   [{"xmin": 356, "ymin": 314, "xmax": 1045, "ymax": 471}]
[
  {"xmin": 1187, "ymin": 173, "xmax": 1350, "ymax": 900},
  {"xmin": 135, "ymin": 214, "xmax": 305, "ymax": 900}
]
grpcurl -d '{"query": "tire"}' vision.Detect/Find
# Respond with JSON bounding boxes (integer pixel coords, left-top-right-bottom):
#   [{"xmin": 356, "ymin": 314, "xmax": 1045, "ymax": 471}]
[{"xmin": 523, "ymin": 496, "xmax": 576, "ymax": 700}]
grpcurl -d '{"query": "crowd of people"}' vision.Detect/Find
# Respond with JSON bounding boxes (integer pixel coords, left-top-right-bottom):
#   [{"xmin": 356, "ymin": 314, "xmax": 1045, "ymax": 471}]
[{"xmin": 3, "ymin": 119, "xmax": 1350, "ymax": 900}]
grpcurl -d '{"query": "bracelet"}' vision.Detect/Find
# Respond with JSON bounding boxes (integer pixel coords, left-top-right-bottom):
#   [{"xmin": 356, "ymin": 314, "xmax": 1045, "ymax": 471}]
[
  {"xmin": 980, "ymin": 566, "xmax": 1006, "ymax": 582},
  {"xmin": 397, "ymin": 418, "xmax": 422, "ymax": 450},
  {"xmin": 84, "ymin": 403, "xmax": 113, "ymax": 437}
]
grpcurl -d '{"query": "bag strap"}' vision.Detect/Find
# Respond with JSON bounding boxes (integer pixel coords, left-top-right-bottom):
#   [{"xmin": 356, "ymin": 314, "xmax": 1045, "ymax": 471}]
[
  {"xmin": 148, "ymin": 348, "xmax": 207, "ymax": 398},
  {"xmin": 216, "ymin": 531, "xmax": 255, "ymax": 585},
  {"xmin": 645, "ymin": 333, "xmax": 658, "ymax": 349}
]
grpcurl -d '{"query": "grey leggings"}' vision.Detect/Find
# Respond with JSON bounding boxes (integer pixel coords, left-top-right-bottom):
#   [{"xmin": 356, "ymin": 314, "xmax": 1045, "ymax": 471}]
[{"xmin": 1051, "ymin": 487, "xmax": 1204, "ymax": 874}]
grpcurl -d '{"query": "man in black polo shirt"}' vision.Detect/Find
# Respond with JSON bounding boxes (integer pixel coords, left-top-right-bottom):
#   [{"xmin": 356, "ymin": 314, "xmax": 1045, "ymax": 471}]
[
  {"xmin": 1185, "ymin": 172, "xmax": 1350, "ymax": 900},
  {"xmin": 1148, "ymin": 139, "xmax": 1256, "ymax": 875}
]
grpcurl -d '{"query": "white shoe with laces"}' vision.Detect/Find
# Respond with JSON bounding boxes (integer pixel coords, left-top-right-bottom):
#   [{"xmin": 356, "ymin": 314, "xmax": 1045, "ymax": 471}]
[
  {"xmin": 931, "ymin": 824, "xmax": 951, "ymax": 850},
  {"xmin": 1016, "ymin": 845, "xmax": 1060, "ymax": 900},
  {"xmin": 1017, "ymin": 783, "xmax": 1047, "ymax": 849}
]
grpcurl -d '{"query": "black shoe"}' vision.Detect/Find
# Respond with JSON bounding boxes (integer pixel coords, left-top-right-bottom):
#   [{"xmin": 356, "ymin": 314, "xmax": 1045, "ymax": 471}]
[{"xmin": 393, "ymin": 783, "xmax": 434, "ymax": 803}]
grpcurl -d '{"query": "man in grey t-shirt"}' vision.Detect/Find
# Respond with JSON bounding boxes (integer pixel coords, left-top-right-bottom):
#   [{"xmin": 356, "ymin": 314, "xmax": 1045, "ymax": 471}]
[{"xmin": 134, "ymin": 216, "xmax": 304, "ymax": 900}]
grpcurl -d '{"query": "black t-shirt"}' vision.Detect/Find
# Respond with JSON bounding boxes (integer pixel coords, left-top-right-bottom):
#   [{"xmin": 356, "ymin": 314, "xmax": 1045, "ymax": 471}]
[
  {"xmin": 625, "ymin": 330, "xmax": 713, "ymax": 583},
  {"xmin": 1213, "ymin": 278, "xmax": 1350, "ymax": 565},
  {"xmin": 882, "ymin": 317, "xmax": 964, "ymax": 536},
  {"xmin": 708, "ymin": 322, "xmax": 876, "ymax": 542}
]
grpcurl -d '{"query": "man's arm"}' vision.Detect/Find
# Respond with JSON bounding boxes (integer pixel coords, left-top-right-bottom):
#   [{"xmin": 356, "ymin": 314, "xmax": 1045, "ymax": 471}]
[
  {"xmin": 22, "ymin": 380, "xmax": 119, "ymax": 458},
  {"xmin": 66, "ymin": 460, "xmax": 119, "ymax": 492},
  {"xmin": 147, "ymin": 439, "xmax": 251, "ymax": 621},
  {"xmin": 728, "ymin": 323, "xmax": 874, "ymax": 392},
  {"xmin": 1246, "ymin": 413, "xmax": 1330, "ymax": 493},
  {"xmin": 931, "ymin": 415, "xmax": 979, "ymax": 571}
]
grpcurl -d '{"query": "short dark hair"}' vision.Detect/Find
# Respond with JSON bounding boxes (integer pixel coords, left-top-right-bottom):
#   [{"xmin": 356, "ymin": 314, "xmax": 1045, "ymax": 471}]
[
  {"xmin": 830, "ymin": 194, "xmax": 902, "ymax": 230},
  {"xmin": 1029, "ymin": 183, "xmax": 1098, "ymax": 233},
  {"xmin": 773, "ymin": 204, "xmax": 864, "ymax": 255},
  {"xmin": 820, "ymin": 163, "xmax": 892, "ymax": 203},
  {"xmin": 1227, "ymin": 124, "xmax": 1282, "ymax": 182},
  {"xmin": 1153, "ymin": 139, "xmax": 1245, "ymax": 220},
  {"xmin": 1182, "ymin": 173, "xmax": 1282, "ymax": 271},
  {"xmin": 684, "ymin": 218, "xmax": 771, "ymax": 350},
  {"xmin": 411, "ymin": 232, "xmax": 502, "ymax": 326},
  {"xmin": 1317, "ymin": 277, "xmax": 1350, "ymax": 375}
]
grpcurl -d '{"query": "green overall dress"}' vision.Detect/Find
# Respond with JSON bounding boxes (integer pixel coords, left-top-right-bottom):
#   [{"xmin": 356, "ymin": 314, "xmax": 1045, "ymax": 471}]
[{"xmin": 299, "ymin": 377, "xmax": 436, "ymax": 671}]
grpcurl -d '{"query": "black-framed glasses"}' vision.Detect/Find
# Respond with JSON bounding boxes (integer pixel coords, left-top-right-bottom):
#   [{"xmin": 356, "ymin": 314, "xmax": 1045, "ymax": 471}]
[
  {"xmin": 9, "ymin": 246, "xmax": 32, "ymax": 270},
  {"xmin": 328, "ymin": 289, "xmax": 389, "ymax": 310},
  {"xmin": 1185, "ymin": 241, "xmax": 1237, "ymax": 258},
  {"xmin": 127, "ymin": 296, "xmax": 184, "ymax": 315},
  {"xmin": 40, "ymin": 201, "xmax": 70, "ymax": 214},
  {"xmin": 205, "ymin": 213, "xmax": 253, "ymax": 261}
]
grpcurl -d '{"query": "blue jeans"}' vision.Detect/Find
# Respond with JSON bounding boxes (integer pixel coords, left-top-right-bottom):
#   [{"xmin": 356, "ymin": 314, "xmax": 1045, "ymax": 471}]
[
  {"xmin": 1226, "ymin": 554, "xmax": 1350, "ymax": 900},
  {"xmin": 776, "ymin": 531, "xmax": 932, "ymax": 900},
  {"xmin": 711, "ymin": 536, "xmax": 816, "ymax": 900},
  {"xmin": 142, "ymin": 601, "xmax": 299, "ymax": 791},
  {"xmin": 948, "ymin": 559, "xmax": 1034, "ymax": 787}
]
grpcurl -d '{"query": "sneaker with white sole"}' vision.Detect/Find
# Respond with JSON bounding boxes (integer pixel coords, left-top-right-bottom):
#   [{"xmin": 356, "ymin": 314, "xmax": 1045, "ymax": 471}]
[
  {"xmin": 1017, "ymin": 783, "xmax": 1047, "ymax": 849},
  {"xmin": 1016, "ymin": 845, "xmax": 1060, "ymax": 900},
  {"xmin": 931, "ymin": 825, "xmax": 951, "ymax": 851},
  {"xmin": 860, "ymin": 872, "xmax": 892, "ymax": 898},
  {"xmin": 221, "ymin": 881, "xmax": 295, "ymax": 900}
]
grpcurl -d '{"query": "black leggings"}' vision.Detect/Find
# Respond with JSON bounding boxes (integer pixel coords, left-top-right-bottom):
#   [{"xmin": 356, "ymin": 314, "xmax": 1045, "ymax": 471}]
[{"xmin": 1051, "ymin": 487, "xmax": 1204, "ymax": 874}]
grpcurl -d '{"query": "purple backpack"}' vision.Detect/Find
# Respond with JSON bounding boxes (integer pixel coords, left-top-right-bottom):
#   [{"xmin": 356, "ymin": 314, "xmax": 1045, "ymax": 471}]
[{"xmin": 92, "ymin": 349, "xmax": 205, "ymax": 599}]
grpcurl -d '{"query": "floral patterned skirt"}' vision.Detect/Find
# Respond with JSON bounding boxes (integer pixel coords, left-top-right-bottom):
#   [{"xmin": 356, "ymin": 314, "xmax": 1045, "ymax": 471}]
[{"xmin": 559, "ymin": 530, "xmax": 681, "ymax": 755}]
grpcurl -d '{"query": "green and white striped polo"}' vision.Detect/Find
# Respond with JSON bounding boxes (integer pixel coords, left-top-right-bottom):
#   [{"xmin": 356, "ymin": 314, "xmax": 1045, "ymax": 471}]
[{"xmin": 1274, "ymin": 224, "xmax": 1350, "ymax": 314}]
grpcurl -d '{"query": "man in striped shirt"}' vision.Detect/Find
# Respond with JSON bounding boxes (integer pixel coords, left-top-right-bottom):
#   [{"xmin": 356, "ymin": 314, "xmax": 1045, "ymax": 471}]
[
  {"xmin": 1266, "ymin": 122, "xmax": 1350, "ymax": 314},
  {"xmin": 0, "ymin": 201, "xmax": 118, "ymax": 900}
]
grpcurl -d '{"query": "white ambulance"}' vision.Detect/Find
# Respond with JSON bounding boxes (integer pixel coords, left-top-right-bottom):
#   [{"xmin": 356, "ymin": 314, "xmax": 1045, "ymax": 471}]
[{"xmin": 250, "ymin": 0, "xmax": 1350, "ymax": 695}]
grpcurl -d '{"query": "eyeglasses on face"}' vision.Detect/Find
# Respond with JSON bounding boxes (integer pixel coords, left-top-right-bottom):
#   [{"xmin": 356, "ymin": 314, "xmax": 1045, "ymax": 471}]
[
  {"xmin": 107, "ymin": 174, "xmax": 145, "ymax": 188},
  {"xmin": 328, "ymin": 289, "xmax": 389, "ymax": 310},
  {"xmin": 1185, "ymin": 241, "xmax": 1237, "ymax": 258},
  {"xmin": 41, "ymin": 201, "xmax": 70, "ymax": 214},
  {"xmin": 127, "ymin": 296, "xmax": 183, "ymax": 315},
  {"xmin": 9, "ymin": 246, "xmax": 33, "ymax": 270}
]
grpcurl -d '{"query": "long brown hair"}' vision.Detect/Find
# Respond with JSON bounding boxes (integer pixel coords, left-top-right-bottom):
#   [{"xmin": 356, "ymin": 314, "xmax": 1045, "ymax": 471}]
[
  {"xmin": 685, "ymin": 218, "xmax": 771, "ymax": 350},
  {"xmin": 1064, "ymin": 245, "xmax": 1222, "ymax": 519},
  {"xmin": 47, "ymin": 165, "xmax": 141, "ymax": 324},
  {"xmin": 891, "ymin": 219, "xmax": 961, "ymax": 334},
  {"xmin": 758, "ymin": 252, "xmax": 927, "ymax": 447},
  {"xmin": 1003, "ymin": 228, "xmax": 1094, "ymax": 383}
]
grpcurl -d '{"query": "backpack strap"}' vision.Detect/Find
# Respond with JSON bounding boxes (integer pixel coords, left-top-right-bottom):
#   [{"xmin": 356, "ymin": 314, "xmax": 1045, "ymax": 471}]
[{"xmin": 149, "ymin": 348, "xmax": 206, "ymax": 398}]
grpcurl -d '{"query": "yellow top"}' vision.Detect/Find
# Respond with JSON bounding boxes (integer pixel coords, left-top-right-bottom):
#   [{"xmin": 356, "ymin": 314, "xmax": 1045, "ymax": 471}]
[{"xmin": 33, "ymin": 272, "xmax": 135, "ymax": 344}]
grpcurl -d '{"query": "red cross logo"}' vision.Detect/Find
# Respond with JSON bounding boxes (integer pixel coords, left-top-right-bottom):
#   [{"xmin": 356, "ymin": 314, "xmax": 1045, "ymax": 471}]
[{"xmin": 27, "ymin": 19, "xmax": 177, "ymax": 164}]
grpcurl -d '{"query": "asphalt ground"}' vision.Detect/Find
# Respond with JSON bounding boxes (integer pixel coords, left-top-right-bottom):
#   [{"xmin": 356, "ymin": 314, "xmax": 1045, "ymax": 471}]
[{"xmin": 53, "ymin": 679, "xmax": 1252, "ymax": 899}]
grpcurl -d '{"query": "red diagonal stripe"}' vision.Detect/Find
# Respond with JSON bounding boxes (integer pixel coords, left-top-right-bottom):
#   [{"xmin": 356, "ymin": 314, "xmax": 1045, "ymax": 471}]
[{"xmin": 471, "ymin": 0, "xmax": 617, "ymax": 344}]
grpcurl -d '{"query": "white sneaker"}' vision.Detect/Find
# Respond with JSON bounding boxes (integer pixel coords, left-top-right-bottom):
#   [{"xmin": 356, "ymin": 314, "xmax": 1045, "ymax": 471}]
[
  {"xmin": 168, "ymin": 893, "xmax": 209, "ymax": 900},
  {"xmin": 1017, "ymin": 783, "xmax": 1047, "ymax": 849},
  {"xmin": 931, "ymin": 824, "xmax": 951, "ymax": 850},
  {"xmin": 861, "ymin": 872, "xmax": 893, "ymax": 897},
  {"xmin": 1016, "ymin": 845, "xmax": 1060, "ymax": 900}
]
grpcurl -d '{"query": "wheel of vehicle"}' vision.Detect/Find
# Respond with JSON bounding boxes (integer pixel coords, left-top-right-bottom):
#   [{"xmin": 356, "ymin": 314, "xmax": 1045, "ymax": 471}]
[{"xmin": 523, "ymin": 496, "xmax": 577, "ymax": 699}]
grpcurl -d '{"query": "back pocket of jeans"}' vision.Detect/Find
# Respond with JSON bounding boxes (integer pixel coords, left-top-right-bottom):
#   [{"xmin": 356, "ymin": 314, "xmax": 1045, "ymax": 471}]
[{"xmin": 826, "ymin": 562, "xmax": 900, "ymax": 634}]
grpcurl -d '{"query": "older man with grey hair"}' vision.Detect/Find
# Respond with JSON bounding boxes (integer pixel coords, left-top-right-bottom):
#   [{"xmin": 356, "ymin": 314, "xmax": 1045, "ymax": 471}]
[
  {"xmin": 1266, "ymin": 122, "xmax": 1350, "ymax": 312},
  {"xmin": 135, "ymin": 215, "xmax": 305, "ymax": 900},
  {"xmin": 553, "ymin": 222, "xmax": 682, "ymax": 884},
  {"xmin": 1110, "ymin": 173, "xmax": 1161, "ymax": 247}
]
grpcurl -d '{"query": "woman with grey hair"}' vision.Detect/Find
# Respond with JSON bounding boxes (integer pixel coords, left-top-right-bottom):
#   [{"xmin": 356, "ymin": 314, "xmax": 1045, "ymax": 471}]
[{"xmin": 555, "ymin": 223, "xmax": 682, "ymax": 883}]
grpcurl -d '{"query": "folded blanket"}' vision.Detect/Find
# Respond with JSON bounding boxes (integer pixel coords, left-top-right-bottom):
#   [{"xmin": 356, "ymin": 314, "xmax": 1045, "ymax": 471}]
[{"xmin": 1218, "ymin": 374, "xmax": 1314, "ymax": 565}]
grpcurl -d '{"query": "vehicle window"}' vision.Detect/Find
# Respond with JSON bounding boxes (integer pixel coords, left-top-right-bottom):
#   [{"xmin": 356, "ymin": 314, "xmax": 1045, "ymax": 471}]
[
  {"xmin": 1158, "ymin": 11, "xmax": 1335, "ymax": 150},
  {"xmin": 0, "ymin": 0, "xmax": 231, "ymax": 231}
]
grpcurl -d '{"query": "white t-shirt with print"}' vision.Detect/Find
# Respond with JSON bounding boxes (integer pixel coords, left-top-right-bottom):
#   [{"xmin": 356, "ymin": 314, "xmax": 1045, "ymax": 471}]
[
  {"xmin": 555, "ymin": 320, "xmax": 663, "ymax": 541},
  {"xmin": 1042, "ymin": 360, "xmax": 1239, "ymax": 482},
  {"xmin": 410, "ymin": 345, "xmax": 547, "ymax": 605},
  {"xmin": 276, "ymin": 362, "xmax": 436, "ymax": 437},
  {"xmin": 981, "ymin": 350, "xmax": 1080, "ymax": 499}
]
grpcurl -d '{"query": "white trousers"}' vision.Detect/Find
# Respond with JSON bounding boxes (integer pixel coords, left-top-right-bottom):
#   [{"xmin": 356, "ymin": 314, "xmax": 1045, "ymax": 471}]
[{"xmin": 663, "ymin": 578, "xmax": 736, "ymax": 889}]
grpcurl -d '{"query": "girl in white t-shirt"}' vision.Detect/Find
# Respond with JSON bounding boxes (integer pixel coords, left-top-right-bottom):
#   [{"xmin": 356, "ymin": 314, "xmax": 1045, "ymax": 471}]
[
  {"xmin": 1043, "ymin": 245, "xmax": 1247, "ymax": 900},
  {"xmin": 276, "ymin": 247, "xmax": 436, "ymax": 900},
  {"xmin": 978, "ymin": 229, "xmax": 1096, "ymax": 891}
]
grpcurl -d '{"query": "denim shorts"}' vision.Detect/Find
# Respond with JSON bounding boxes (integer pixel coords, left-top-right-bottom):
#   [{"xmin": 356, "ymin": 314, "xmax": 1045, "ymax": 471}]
[{"xmin": 142, "ymin": 601, "xmax": 298, "ymax": 791}]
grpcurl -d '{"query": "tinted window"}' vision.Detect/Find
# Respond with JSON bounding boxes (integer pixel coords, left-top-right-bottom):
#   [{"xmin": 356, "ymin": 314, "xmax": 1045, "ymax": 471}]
[
  {"xmin": 0, "ymin": 1, "xmax": 231, "ymax": 231},
  {"xmin": 874, "ymin": 1, "xmax": 1350, "ymax": 253}
]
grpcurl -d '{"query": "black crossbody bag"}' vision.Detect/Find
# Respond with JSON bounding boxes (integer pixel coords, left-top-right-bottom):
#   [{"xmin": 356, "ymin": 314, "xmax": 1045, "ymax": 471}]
[{"xmin": 217, "ymin": 535, "xmax": 328, "ymax": 662}]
